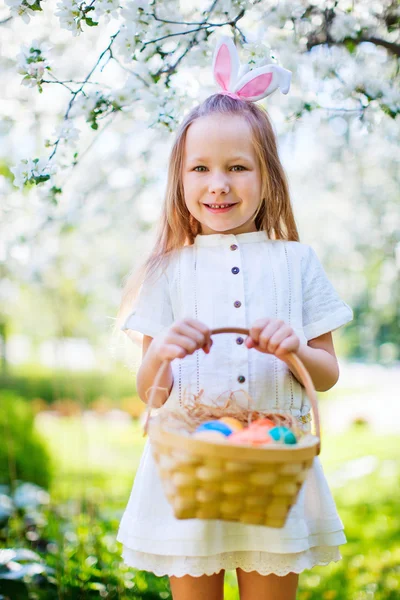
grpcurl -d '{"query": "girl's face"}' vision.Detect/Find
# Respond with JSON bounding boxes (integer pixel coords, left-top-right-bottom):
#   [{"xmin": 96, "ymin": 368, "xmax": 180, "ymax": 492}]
[{"xmin": 182, "ymin": 113, "xmax": 262, "ymax": 235}]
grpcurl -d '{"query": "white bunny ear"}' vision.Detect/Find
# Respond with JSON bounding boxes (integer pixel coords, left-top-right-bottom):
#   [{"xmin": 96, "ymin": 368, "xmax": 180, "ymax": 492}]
[
  {"xmin": 212, "ymin": 36, "xmax": 240, "ymax": 92},
  {"xmin": 237, "ymin": 64, "xmax": 251, "ymax": 80},
  {"xmin": 233, "ymin": 65, "xmax": 292, "ymax": 102}
]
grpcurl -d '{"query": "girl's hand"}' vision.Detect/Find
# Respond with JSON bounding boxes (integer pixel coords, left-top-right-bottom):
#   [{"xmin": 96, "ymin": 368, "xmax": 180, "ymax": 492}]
[
  {"xmin": 152, "ymin": 318, "xmax": 213, "ymax": 363},
  {"xmin": 245, "ymin": 318, "xmax": 300, "ymax": 358}
]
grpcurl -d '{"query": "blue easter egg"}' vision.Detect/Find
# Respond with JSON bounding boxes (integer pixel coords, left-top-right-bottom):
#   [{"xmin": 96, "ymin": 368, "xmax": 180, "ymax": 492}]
[
  {"xmin": 269, "ymin": 426, "xmax": 297, "ymax": 445},
  {"xmin": 196, "ymin": 420, "xmax": 233, "ymax": 437}
]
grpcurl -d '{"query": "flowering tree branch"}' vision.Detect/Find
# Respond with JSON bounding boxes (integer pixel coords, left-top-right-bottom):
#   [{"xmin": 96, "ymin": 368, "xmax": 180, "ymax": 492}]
[{"xmin": 3, "ymin": 0, "xmax": 399, "ymax": 200}]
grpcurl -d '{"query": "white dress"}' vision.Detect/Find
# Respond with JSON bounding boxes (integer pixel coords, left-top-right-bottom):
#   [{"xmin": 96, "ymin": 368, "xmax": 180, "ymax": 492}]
[{"xmin": 116, "ymin": 231, "xmax": 353, "ymax": 577}]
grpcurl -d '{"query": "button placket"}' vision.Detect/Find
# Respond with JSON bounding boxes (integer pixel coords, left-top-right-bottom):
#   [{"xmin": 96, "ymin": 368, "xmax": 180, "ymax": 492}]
[{"xmin": 225, "ymin": 237, "xmax": 248, "ymax": 393}]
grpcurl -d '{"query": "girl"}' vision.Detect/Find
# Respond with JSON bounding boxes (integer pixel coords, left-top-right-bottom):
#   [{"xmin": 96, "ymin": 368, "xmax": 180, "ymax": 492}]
[{"xmin": 115, "ymin": 38, "xmax": 353, "ymax": 600}]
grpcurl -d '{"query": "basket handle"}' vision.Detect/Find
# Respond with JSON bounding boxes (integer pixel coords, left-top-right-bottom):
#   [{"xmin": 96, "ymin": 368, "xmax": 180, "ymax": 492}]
[{"xmin": 144, "ymin": 327, "xmax": 321, "ymax": 454}]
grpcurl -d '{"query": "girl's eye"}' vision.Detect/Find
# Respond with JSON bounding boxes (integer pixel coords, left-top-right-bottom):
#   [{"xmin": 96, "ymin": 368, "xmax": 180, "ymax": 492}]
[{"xmin": 193, "ymin": 165, "xmax": 246, "ymax": 172}]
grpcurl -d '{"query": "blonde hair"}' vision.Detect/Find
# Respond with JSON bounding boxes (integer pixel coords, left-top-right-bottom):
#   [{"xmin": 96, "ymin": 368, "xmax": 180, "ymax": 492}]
[{"xmin": 114, "ymin": 94, "xmax": 299, "ymax": 335}]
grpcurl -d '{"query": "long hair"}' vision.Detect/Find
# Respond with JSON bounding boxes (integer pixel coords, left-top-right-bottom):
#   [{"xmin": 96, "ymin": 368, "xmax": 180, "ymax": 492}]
[{"xmin": 114, "ymin": 94, "xmax": 299, "ymax": 334}]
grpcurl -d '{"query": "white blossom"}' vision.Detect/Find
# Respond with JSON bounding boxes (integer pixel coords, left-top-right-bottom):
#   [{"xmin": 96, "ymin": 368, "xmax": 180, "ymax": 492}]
[
  {"xmin": 114, "ymin": 22, "xmax": 141, "ymax": 62},
  {"xmin": 119, "ymin": 0, "xmax": 150, "ymax": 15},
  {"xmin": 330, "ymin": 12, "xmax": 360, "ymax": 42},
  {"xmin": 5, "ymin": 0, "xmax": 37, "ymax": 24},
  {"xmin": 211, "ymin": 0, "xmax": 240, "ymax": 20},
  {"xmin": 91, "ymin": 0, "xmax": 120, "ymax": 24},
  {"xmin": 120, "ymin": 0, "xmax": 151, "ymax": 31},
  {"xmin": 141, "ymin": 80, "xmax": 185, "ymax": 129},
  {"xmin": 134, "ymin": 44, "xmax": 157, "ymax": 64},
  {"xmin": 55, "ymin": 0, "xmax": 83, "ymax": 36},
  {"xmin": 109, "ymin": 78, "xmax": 142, "ymax": 108},
  {"xmin": 242, "ymin": 40, "xmax": 275, "ymax": 68},
  {"xmin": 69, "ymin": 91, "xmax": 102, "ymax": 119},
  {"xmin": 10, "ymin": 158, "xmax": 57, "ymax": 189},
  {"xmin": 52, "ymin": 121, "xmax": 81, "ymax": 147},
  {"xmin": 265, "ymin": 2, "xmax": 296, "ymax": 28},
  {"xmin": 16, "ymin": 40, "xmax": 52, "ymax": 88},
  {"xmin": 382, "ymin": 86, "xmax": 400, "ymax": 113}
]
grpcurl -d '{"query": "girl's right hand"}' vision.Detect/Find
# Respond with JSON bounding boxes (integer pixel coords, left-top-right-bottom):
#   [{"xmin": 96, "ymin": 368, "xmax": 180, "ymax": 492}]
[{"xmin": 152, "ymin": 318, "xmax": 213, "ymax": 363}]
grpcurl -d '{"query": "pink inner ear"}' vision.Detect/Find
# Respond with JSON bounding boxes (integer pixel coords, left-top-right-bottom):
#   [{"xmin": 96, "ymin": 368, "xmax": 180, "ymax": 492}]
[
  {"xmin": 214, "ymin": 44, "xmax": 231, "ymax": 91},
  {"xmin": 237, "ymin": 72, "xmax": 273, "ymax": 98}
]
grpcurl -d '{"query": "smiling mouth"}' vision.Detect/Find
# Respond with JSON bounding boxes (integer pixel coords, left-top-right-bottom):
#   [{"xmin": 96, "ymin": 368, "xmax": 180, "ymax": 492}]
[{"xmin": 204, "ymin": 203, "xmax": 237, "ymax": 211}]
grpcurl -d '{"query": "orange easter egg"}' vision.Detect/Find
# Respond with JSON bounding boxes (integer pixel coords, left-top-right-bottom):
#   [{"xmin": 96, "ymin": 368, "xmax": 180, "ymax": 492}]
[
  {"xmin": 250, "ymin": 418, "xmax": 275, "ymax": 430},
  {"xmin": 245, "ymin": 429, "xmax": 274, "ymax": 445},
  {"xmin": 228, "ymin": 429, "xmax": 273, "ymax": 446},
  {"xmin": 219, "ymin": 417, "xmax": 244, "ymax": 432}
]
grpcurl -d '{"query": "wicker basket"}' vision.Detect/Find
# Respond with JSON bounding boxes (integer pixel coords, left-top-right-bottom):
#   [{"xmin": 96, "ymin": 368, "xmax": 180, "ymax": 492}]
[{"xmin": 145, "ymin": 327, "xmax": 321, "ymax": 529}]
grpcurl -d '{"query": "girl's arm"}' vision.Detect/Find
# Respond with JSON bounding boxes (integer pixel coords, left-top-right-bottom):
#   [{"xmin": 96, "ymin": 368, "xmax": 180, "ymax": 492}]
[
  {"xmin": 287, "ymin": 332, "xmax": 339, "ymax": 392},
  {"xmin": 135, "ymin": 319, "xmax": 213, "ymax": 407},
  {"xmin": 136, "ymin": 335, "xmax": 174, "ymax": 407},
  {"xmin": 246, "ymin": 319, "xmax": 339, "ymax": 392}
]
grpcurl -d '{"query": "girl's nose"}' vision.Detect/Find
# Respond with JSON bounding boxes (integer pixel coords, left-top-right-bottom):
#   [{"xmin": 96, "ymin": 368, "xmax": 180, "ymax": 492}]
[{"xmin": 208, "ymin": 173, "xmax": 230, "ymax": 195}]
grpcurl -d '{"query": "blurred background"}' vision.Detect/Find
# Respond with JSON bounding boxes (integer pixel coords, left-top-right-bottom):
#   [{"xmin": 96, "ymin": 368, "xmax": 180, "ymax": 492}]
[{"xmin": 0, "ymin": 0, "xmax": 399, "ymax": 598}]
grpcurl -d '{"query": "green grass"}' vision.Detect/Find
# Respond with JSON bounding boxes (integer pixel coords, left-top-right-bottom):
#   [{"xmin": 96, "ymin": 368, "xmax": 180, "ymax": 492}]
[
  {"xmin": 34, "ymin": 415, "xmax": 400, "ymax": 599},
  {"xmin": 35, "ymin": 414, "xmax": 145, "ymax": 506},
  {"xmin": 35, "ymin": 415, "xmax": 398, "ymax": 499}
]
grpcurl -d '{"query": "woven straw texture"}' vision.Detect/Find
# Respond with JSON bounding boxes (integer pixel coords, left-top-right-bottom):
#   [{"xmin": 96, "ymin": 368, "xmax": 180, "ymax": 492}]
[{"xmin": 146, "ymin": 327, "xmax": 321, "ymax": 529}]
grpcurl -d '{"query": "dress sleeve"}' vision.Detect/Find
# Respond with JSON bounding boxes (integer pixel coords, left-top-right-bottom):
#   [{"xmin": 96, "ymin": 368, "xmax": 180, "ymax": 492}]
[
  {"xmin": 301, "ymin": 245, "xmax": 353, "ymax": 341},
  {"xmin": 120, "ymin": 266, "xmax": 174, "ymax": 338}
]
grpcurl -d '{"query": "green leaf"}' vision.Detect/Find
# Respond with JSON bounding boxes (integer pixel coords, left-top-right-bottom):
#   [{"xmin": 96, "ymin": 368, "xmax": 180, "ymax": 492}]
[
  {"xmin": 34, "ymin": 174, "xmax": 50, "ymax": 184},
  {"xmin": 344, "ymin": 39, "xmax": 357, "ymax": 54},
  {"xmin": 85, "ymin": 17, "xmax": 99, "ymax": 27}
]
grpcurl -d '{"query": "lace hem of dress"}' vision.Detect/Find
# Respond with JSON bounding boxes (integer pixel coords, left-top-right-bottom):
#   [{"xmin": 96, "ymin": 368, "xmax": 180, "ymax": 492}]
[{"xmin": 121, "ymin": 545, "xmax": 342, "ymax": 578}]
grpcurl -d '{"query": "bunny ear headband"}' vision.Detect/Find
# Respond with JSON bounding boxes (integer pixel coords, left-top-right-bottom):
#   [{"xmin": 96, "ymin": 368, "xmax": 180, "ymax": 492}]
[{"xmin": 212, "ymin": 36, "xmax": 292, "ymax": 102}]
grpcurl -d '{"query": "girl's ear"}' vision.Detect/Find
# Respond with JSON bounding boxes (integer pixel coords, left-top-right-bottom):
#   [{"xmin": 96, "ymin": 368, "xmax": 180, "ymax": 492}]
[
  {"xmin": 234, "ymin": 65, "xmax": 292, "ymax": 102},
  {"xmin": 212, "ymin": 36, "xmax": 240, "ymax": 92}
]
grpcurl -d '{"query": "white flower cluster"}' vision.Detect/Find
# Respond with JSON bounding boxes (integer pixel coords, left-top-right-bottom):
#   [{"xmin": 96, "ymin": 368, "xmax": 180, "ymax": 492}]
[
  {"xmin": 67, "ymin": 81, "xmax": 143, "ymax": 125},
  {"xmin": 109, "ymin": 76, "xmax": 143, "ymax": 109},
  {"xmin": 211, "ymin": 0, "xmax": 252, "ymax": 20},
  {"xmin": 69, "ymin": 91, "xmax": 104, "ymax": 120},
  {"xmin": 5, "ymin": 0, "xmax": 38, "ymax": 24},
  {"xmin": 114, "ymin": 23, "xmax": 142, "ymax": 63},
  {"xmin": 17, "ymin": 40, "xmax": 52, "ymax": 89},
  {"xmin": 265, "ymin": 1, "xmax": 300, "ymax": 28},
  {"xmin": 242, "ymin": 41, "xmax": 275, "ymax": 69},
  {"xmin": 115, "ymin": 0, "xmax": 155, "ymax": 62},
  {"xmin": 90, "ymin": 0, "xmax": 120, "ymax": 25},
  {"xmin": 10, "ymin": 158, "xmax": 57, "ymax": 190},
  {"xmin": 51, "ymin": 121, "xmax": 81, "ymax": 148},
  {"xmin": 330, "ymin": 12, "xmax": 361, "ymax": 42},
  {"xmin": 208, "ymin": 0, "xmax": 233, "ymax": 19},
  {"xmin": 141, "ymin": 78, "xmax": 185, "ymax": 131},
  {"xmin": 55, "ymin": 0, "xmax": 86, "ymax": 36}
]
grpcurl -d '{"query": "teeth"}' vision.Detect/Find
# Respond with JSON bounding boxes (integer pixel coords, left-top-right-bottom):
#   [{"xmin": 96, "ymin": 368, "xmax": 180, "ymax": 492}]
[{"xmin": 208, "ymin": 204, "xmax": 232, "ymax": 209}]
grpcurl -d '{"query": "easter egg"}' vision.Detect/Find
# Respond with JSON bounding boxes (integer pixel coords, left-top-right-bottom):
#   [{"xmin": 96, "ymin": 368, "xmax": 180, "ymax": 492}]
[
  {"xmin": 196, "ymin": 420, "xmax": 233, "ymax": 436},
  {"xmin": 228, "ymin": 429, "xmax": 273, "ymax": 446},
  {"xmin": 268, "ymin": 426, "xmax": 297, "ymax": 445},
  {"xmin": 219, "ymin": 417, "xmax": 244, "ymax": 432},
  {"xmin": 193, "ymin": 430, "xmax": 227, "ymax": 443},
  {"xmin": 249, "ymin": 418, "xmax": 275, "ymax": 430},
  {"xmin": 226, "ymin": 430, "xmax": 252, "ymax": 445}
]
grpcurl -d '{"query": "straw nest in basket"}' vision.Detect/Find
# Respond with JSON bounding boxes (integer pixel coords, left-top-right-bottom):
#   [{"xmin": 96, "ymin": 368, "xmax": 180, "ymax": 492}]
[
  {"xmin": 148, "ymin": 389, "xmax": 320, "ymax": 529},
  {"xmin": 151, "ymin": 388, "xmax": 307, "ymax": 441}
]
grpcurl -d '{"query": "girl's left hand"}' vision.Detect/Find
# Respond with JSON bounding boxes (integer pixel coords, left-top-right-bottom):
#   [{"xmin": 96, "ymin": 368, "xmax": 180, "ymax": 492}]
[{"xmin": 245, "ymin": 318, "xmax": 300, "ymax": 358}]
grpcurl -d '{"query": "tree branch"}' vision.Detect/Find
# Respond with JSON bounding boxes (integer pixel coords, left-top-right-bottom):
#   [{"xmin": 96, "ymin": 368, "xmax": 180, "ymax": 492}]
[
  {"xmin": 307, "ymin": 33, "xmax": 400, "ymax": 58},
  {"xmin": 0, "ymin": 16, "xmax": 13, "ymax": 25}
]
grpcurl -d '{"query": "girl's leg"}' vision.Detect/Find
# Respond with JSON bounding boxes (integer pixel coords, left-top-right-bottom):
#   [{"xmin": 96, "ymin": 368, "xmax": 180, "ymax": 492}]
[
  {"xmin": 236, "ymin": 568, "xmax": 299, "ymax": 600},
  {"xmin": 169, "ymin": 570, "xmax": 225, "ymax": 600}
]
